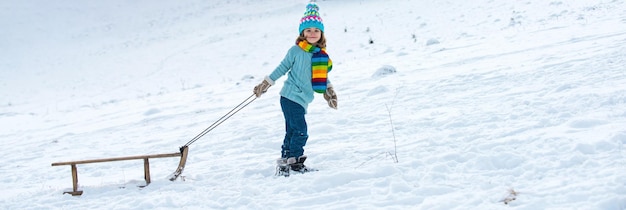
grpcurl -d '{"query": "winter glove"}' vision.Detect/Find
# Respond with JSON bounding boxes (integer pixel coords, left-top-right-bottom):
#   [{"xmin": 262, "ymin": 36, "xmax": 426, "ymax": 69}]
[
  {"xmin": 323, "ymin": 85, "xmax": 337, "ymax": 109},
  {"xmin": 253, "ymin": 76, "xmax": 274, "ymax": 97}
]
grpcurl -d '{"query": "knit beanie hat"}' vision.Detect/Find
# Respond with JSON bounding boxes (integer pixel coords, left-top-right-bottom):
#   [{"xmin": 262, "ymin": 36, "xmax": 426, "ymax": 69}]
[{"xmin": 299, "ymin": 3, "xmax": 324, "ymax": 33}]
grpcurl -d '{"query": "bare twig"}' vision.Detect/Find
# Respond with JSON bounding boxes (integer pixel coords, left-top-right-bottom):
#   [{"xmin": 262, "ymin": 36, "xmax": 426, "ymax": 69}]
[
  {"xmin": 385, "ymin": 104, "xmax": 399, "ymax": 163},
  {"xmin": 355, "ymin": 152, "xmax": 386, "ymax": 169},
  {"xmin": 356, "ymin": 87, "xmax": 401, "ymax": 168},
  {"xmin": 385, "ymin": 88, "xmax": 401, "ymax": 163}
]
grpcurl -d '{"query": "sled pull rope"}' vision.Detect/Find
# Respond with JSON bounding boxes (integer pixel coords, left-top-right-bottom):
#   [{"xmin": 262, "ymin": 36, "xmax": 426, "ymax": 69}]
[{"xmin": 183, "ymin": 93, "xmax": 257, "ymax": 147}]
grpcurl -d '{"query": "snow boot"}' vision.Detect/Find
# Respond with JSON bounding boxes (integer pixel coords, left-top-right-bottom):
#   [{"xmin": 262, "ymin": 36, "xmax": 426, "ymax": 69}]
[
  {"xmin": 288, "ymin": 155, "xmax": 307, "ymax": 172},
  {"xmin": 275, "ymin": 158, "xmax": 290, "ymax": 176}
]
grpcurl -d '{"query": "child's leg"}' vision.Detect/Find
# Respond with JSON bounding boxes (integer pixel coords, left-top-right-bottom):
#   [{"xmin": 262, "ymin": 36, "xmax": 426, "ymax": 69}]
[
  {"xmin": 280, "ymin": 97, "xmax": 308, "ymax": 158},
  {"xmin": 280, "ymin": 98, "xmax": 293, "ymax": 158},
  {"xmin": 281, "ymin": 131, "xmax": 291, "ymax": 158},
  {"xmin": 281, "ymin": 110, "xmax": 292, "ymax": 158}
]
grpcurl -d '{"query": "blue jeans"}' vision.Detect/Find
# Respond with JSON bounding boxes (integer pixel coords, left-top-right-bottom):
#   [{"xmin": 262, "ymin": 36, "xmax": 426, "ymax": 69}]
[{"xmin": 280, "ymin": 97, "xmax": 308, "ymax": 158}]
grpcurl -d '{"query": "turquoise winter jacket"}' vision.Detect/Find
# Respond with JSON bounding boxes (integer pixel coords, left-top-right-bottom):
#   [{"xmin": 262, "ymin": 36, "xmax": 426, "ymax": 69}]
[{"xmin": 268, "ymin": 45, "xmax": 331, "ymax": 111}]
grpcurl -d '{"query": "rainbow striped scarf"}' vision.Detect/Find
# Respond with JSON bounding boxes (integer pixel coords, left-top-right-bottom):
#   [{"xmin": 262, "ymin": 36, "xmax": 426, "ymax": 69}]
[{"xmin": 297, "ymin": 40, "xmax": 332, "ymax": 93}]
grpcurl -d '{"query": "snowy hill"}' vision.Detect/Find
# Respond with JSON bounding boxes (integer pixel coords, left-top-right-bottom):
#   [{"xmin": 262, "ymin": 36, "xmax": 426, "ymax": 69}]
[{"xmin": 1, "ymin": 0, "xmax": 625, "ymax": 209}]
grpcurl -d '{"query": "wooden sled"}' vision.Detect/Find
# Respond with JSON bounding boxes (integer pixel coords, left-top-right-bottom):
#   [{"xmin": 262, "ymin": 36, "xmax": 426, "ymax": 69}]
[{"xmin": 51, "ymin": 146, "xmax": 189, "ymax": 196}]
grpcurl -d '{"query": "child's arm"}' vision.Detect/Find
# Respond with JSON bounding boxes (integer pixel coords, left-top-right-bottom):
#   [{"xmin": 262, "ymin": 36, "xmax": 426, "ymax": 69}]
[
  {"xmin": 268, "ymin": 47, "xmax": 297, "ymax": 82},
  {"xmin": 253, "ymin": 47, "xmax": 296, "ymax": 97}
]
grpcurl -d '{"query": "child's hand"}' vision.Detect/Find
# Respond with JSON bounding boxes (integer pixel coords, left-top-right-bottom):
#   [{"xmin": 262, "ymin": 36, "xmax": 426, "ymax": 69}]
[
  {"xmin": 253, "ymin": 77, "xmax": 273, "ymax": 97},
  {"xmin": 324, "ymin": 86, "xmax": 337, "ymax": 109}
]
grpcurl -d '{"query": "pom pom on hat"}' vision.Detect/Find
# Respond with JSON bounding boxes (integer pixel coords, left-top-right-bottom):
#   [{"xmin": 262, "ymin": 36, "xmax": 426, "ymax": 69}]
[{"xmin": 299, "ymin": 2, "xmax": 324, "ymax": 33}]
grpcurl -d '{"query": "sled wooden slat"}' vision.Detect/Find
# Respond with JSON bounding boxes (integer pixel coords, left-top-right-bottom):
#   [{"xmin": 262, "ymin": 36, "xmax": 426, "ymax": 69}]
[
  {"xmin": 51, "ymin": 152, "xmax": 182, "ymax": 196},
  {"xmin": 51, "ymin": 153, "xmax": 181, "ymax": 166}
]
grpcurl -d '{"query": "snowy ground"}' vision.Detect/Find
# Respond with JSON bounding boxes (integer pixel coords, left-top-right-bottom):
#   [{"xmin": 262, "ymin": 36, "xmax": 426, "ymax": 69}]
[{"xmin": 1, "ymin": 0, "xmax": 626, "ymax": 209}]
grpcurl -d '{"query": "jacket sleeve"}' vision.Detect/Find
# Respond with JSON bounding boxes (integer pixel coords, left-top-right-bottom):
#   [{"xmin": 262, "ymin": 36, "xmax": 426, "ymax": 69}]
[{"xmin": 268, "ymin": 47, "xmax": 296, "ymax": 82}]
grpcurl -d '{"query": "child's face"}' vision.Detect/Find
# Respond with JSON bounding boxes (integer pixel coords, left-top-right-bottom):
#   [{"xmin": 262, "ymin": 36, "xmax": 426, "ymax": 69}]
[{"xmin": 303, "ymin": 27, "xmax": 322, "ymax": 44}]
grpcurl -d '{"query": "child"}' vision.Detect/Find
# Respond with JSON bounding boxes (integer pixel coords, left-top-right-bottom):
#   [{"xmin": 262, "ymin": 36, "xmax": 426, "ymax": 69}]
[{"xmin": 253, "ymin": 2, "xmax": 337, "ymax": 173}]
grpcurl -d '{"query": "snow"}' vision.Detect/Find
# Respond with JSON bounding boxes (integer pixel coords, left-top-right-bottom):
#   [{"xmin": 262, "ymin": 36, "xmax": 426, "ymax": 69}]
[{"xmin": 1, "ymin": 0, "xmax": 626, "ymax": 209}]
